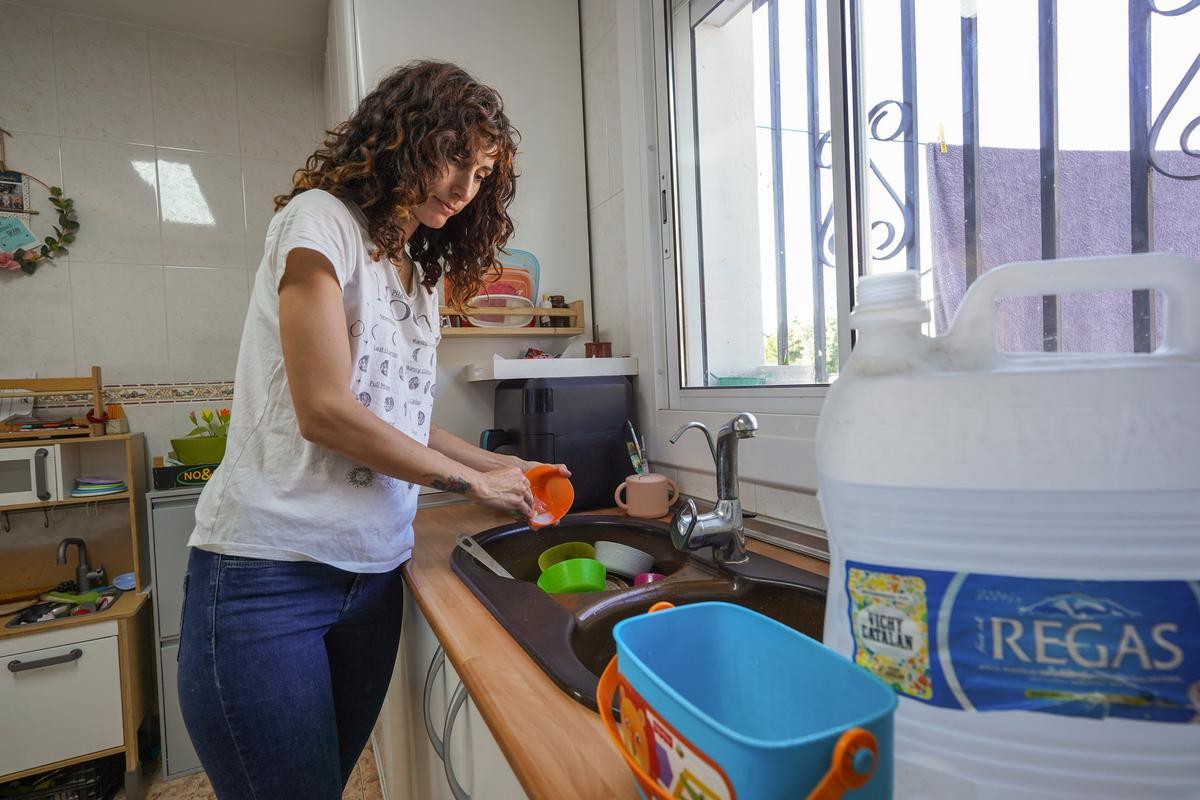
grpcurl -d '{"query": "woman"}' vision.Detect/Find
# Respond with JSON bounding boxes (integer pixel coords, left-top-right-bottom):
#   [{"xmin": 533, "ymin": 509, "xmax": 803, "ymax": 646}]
[{"xmin": 178, "ymin": 61, "xmax": 564, "ymax": 799}]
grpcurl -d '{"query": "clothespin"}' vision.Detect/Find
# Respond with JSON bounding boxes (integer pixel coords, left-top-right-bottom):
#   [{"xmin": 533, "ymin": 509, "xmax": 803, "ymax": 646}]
[{"xmin": 938, "ymin": 123, "xmax": 947, "ymax": 154}]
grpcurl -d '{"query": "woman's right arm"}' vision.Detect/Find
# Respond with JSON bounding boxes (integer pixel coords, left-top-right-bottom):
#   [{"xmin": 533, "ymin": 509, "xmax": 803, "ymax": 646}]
[{"xmin": 277, "ymin": 247, "xmax": 534, "ymax": 517}]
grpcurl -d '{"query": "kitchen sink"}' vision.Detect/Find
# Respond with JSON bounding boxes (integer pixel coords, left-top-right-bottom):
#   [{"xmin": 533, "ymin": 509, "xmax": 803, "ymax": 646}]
[
  {"xmin": 449, "ymin": 514, "xmax": 827, "ymax": 710},
  {"xmin": 3, "ymin": 600, "xmax": 118, "ymax": 628}
]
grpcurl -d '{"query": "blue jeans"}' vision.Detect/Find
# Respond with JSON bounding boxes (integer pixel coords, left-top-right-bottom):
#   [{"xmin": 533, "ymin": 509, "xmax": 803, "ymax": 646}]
[{"xmin": 177, "ymin": 547, "xmax": 405, "ymax": 799}]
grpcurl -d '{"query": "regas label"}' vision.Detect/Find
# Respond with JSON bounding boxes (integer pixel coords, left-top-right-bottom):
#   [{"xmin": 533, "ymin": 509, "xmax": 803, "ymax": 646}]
[{"xmin": 847, "ymin": 562, "xmax": 1200, "ymax": 723}]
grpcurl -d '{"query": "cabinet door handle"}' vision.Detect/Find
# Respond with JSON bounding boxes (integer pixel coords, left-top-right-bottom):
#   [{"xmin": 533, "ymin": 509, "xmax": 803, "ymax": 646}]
[
  {"xmin": 423, "ymin": 646, "xmax": 447, "ymax": 759},
  {"xmin": 443, "ymin": 682, "xmax": 471, "ymax": 800},
  {"xmin": 34, "ymin": 447, "xmax": 50, "ymax": 501},
  {"xmin": 8, "ymin": 648, "xmax": 83, "ymax": 673}
]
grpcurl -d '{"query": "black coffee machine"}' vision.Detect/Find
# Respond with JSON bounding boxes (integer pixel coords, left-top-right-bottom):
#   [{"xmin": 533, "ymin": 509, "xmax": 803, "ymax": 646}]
[{"xmin": 480, "ymin": 376, "xmax": 636, "ymax": 511}]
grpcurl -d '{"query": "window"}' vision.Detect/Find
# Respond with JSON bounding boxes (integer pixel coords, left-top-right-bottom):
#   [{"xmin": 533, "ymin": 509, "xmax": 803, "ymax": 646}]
[
  {"xmin": 660, "ymin": 0, "xmax": 1200, "ymax": 398},
  {"xmin": 666, "ymin": 0, "xmax": 843, "ymax": 390}
]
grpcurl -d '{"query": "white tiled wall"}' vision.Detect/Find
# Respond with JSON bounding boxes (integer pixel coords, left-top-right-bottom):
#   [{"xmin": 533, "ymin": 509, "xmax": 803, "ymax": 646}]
[{"xmin": 0, "ymin": 1, "xmax": 325, "ymax": 461}]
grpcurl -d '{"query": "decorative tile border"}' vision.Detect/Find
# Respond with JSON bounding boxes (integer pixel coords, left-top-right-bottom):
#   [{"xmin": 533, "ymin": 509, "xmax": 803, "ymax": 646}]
[{"xmin": 32, "ymin": 382, "xmax": 235, "ymax": 409}]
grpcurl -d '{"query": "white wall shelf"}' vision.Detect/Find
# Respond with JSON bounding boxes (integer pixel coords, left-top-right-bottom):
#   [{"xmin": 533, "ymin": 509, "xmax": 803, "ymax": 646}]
[{"xmin": 463, "ymin": 357, "xmax": 638, "ymax": 382}]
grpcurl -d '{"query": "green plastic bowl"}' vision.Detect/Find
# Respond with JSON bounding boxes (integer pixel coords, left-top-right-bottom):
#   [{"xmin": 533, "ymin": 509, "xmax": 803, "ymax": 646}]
[
  {"xmin": 536, "ymin": 557, "xmax": 607, "ymax": 594},
  {"xmin": 537, "ymin": 541, "xmax": 595, "ymax": 573}
]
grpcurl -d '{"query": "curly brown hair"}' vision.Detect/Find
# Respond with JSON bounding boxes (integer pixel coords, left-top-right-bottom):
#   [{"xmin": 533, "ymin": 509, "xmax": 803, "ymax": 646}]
[{"xmin": 276, "ymin": 60, "xmax": 519, "ymax": 308}]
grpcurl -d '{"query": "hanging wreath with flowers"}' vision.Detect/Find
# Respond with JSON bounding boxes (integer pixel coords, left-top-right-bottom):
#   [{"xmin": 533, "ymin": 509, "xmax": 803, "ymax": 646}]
[
  {"xmin": 0, "ymin": 185, "xmax": 78, "ymax": 275},
  {"xmin": 0, "ymin": 127, "xmax": 80, "ymax": 276}
]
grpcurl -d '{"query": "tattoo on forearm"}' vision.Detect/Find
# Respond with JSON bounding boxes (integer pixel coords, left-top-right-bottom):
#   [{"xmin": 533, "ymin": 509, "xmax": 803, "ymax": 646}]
[{"xmin": 428, "ymin": 474, "xmax": 471, "ymax": 494}]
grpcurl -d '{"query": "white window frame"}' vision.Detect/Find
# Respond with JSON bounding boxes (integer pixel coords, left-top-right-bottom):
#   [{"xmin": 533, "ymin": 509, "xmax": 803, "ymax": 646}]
[
  {"xmin": 608, "ymin": 0, "xmax": 867, "ymax": 498},
  {"xmin": 651, "ymin": 0, "xmax": 865, "ymax": 417}
]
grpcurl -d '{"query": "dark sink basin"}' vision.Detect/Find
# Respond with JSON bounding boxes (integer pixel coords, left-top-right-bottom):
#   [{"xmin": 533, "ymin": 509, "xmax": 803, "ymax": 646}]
[{"xmin": 449, "ymin": 514, "xmax": 827, "ymax": 710}]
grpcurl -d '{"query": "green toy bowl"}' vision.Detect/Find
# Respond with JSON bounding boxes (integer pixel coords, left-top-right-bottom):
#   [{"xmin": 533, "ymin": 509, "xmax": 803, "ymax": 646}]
[
  {"xmin": 171, "ymin": 437, "xmax": 227, "ymax": 465},
  {"xmin": 536, "ymin": 557, "xmax": 607, "ymax": 594},
  {"xmin": 537, "ymin": 541, "xmax": 596, "ymax": 573}
]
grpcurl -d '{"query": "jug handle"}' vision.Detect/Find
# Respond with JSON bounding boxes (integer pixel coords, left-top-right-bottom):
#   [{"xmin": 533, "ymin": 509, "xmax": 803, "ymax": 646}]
[
  {"xmin": 614, "ymin": 483, "xmax": 628, "ymax": 510},
  {"xmin": 807, "ymin": 727, "xmax": 879, "ymax": 800},
  {"xmin": 946, "ymin": 253, "xmax": 1200, "ymax": 362},
  {"xmin": 596, "ymin": 602, "xmax": 677, "ymax": 800},
  {"xmin": 665, "ymin": 479, "xmax": 679, "ymax": 504},
  {"xmin": 597, "ymin": 658, "xmax": 675, "ymax": 800}
]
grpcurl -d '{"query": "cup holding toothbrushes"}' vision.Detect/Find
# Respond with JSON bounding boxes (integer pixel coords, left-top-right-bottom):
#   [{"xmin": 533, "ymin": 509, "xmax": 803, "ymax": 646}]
[{"xmin": 614, "ymin": 473, "xmax": 679, "ymax": 519}]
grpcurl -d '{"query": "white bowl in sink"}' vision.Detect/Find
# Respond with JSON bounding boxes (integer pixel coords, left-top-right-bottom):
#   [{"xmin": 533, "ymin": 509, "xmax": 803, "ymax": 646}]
[{"xmin": 593, "ymin": 540, "xmax": 654, "ymax": 578}]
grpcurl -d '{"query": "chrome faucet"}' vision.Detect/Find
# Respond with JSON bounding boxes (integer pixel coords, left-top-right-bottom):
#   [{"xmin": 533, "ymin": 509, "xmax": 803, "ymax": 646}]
[
  {"xmin": 57, "ymin": 538, "xmax": 105, "ymax": 593},
  {"xmin": 668, "ymin": 412, "xmax": 758, "ymax": 564}
]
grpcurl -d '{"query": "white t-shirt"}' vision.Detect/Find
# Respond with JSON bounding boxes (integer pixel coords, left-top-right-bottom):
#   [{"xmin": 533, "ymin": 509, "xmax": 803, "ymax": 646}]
[{"xmin": 189, "ymin": 189, "xmax": 440, "ymax": 572}]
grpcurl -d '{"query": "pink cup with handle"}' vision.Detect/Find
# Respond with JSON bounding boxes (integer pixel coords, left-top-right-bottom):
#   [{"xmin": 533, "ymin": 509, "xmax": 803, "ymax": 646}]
[{"xmin": 614, "ymin": 473, "xmax": 679, "ymax": 519}]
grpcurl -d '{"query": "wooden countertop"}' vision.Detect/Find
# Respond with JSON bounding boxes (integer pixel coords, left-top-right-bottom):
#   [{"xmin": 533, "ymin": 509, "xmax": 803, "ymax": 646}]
[
  {"xmin": 406, "ymin": 501, "xmax": 829, "ymax": 800},
  {"xmin": 0, "ymin": 590, "xmax": 146, "ymax": 640}
]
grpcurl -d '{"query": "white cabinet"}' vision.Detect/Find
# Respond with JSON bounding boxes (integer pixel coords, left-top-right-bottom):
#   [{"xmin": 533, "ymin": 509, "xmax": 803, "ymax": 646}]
[
  {"xmin": 146, "ymin": 489, "xmax": 204, "ymax": 779},
  {"xmin": 400, "ymin": 588, "xmax": 454, "ymax": 800},
  {"xmin": 464, "ymin": 699, "xmax": 528, "ymax": 800},
  {"xmin": 376, "ymin": 592, "xmax": 527, "ymax": 800},
  {"xmin": 0, "ymin": 622, "xmax": 124, "ymax": 777}
]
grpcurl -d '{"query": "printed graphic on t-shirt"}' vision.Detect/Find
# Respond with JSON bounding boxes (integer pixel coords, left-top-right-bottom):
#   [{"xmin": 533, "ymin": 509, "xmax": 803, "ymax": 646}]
[{"xmin": 346, "ymin": 465, "xmax": 374, "ymax": 488}]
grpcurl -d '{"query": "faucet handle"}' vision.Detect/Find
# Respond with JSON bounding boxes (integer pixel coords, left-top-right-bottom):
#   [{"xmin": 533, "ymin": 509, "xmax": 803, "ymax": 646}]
[
  {"xmin": 669, "ymin": 421, "xmax": 718, "ymax": 466},
  {"xmin": 670, "ymin": 498, "xmax": 699, "ymax": 551},
  {"xmin": 719, "ymin": 412, "xmax": 759, "ymax": 439}
]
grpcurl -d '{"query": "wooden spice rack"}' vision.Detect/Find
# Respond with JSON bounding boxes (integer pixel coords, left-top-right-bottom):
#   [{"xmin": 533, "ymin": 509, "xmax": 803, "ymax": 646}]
[{"xmin": 439, "ymin": 299, "xmax": 584, "ymax": 337}]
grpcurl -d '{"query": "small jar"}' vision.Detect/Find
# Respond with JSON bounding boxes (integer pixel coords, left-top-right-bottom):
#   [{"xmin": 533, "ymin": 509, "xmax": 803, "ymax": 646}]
[{"xmin": 548, "ymin": 295, "xmax": 568, "ymax": 327}]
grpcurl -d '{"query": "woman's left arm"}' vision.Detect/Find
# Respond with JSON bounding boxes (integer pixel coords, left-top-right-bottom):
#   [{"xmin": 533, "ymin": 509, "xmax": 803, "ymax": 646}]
[{"xmin": 428, "ymin": 424, "xmax": 571, "ymax": 477}]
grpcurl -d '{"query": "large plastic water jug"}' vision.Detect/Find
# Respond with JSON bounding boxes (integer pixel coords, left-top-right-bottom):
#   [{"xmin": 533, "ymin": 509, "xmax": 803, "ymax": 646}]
[{"xmin": 816, "ymin": 254, "xmax": 1200, "ymax": 799}]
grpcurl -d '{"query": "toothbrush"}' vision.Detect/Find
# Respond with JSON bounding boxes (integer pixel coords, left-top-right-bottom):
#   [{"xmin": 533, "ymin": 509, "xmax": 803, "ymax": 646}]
[
  {"xmin": 626, "ymin": 441, "xmax": 644, "ymax": 475},
  {"xmin": 627, "ymin": 421, "xmax": 647, "ymax": 474}
]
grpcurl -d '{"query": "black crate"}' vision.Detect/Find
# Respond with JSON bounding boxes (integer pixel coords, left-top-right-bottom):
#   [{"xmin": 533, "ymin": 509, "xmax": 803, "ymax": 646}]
[
  {"xmin": 0, "ymin": 755, "xmax": 123, "ymax": 800},
  {"xmin": 152, "ymin": 462, "xmax": 219, "ymax": 490}
]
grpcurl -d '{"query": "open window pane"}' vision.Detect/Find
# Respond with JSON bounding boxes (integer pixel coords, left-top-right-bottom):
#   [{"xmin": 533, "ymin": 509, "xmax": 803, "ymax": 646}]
[{"xmin": 671, "ymin": 0, "xmax": 839, "ymax": 388}]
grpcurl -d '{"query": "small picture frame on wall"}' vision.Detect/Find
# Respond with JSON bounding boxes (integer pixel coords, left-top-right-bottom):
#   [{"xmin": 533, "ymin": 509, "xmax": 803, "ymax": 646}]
[{"xmin": 0, "ymin": 170, "xmax": 30, "ymax": 213}]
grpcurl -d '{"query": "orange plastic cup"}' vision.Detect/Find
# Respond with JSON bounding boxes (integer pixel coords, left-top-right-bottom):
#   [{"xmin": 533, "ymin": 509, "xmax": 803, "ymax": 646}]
[{"xmin": 525, "ymin": 465, "xmax": 574, "ymax": 529}]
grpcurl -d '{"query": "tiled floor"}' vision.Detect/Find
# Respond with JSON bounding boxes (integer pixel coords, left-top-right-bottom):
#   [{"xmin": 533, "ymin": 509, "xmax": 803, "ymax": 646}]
[{"xmin": 114, "ymin": 739, "xmax": 383, "ymax": 800}]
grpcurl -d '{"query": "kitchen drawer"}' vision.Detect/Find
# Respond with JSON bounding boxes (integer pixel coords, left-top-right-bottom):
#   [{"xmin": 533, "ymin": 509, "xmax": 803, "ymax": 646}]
[
  {"xmin": 0, "ymin": 620, "xmax": 117, "ymax": 659},
  {"xmin": 149, "ymin": 495, "xmax": 199, "ymax": 640},
  {"xmin": 0, "ymin": 632, "xmax": 124, "ymax": 777},
  {"xmin": 159, "ymin": 642, "xmax": 201, "ymax": 778}
]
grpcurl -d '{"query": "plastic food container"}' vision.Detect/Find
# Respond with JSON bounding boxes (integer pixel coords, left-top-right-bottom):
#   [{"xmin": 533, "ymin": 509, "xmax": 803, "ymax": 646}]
[
  {"xmin": 537, "ymin": 541, "xmax": 595, "ymax": 572},
  {"xmin": 536, "ymin": 557, "xmax": 606, "ymax": 594},
  {"xmin": 594, "ymin": 540, "xmax": 654, "ymax": 578},
  {"xmin": 467, "ymin": 293, "xmax": 534, "ymax": 327}
]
